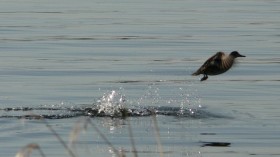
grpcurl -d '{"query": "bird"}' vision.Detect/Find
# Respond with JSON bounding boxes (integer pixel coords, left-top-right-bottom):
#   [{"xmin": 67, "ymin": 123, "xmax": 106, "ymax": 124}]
[{"xmin": 192, "ymin": 51, "xmax": 245, "ymax": 81}]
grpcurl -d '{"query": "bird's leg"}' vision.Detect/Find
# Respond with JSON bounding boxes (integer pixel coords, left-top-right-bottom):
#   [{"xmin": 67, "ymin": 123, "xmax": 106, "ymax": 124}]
[{"xmin": 200, "ymin": 74, "xmax": 208, "ymax": 81}]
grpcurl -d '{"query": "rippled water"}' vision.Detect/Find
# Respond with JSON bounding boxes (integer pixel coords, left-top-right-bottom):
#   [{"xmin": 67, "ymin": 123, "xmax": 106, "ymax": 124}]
[{"xmin": 1, "ymin": 0, "xmax": 280, "ymax": 157}]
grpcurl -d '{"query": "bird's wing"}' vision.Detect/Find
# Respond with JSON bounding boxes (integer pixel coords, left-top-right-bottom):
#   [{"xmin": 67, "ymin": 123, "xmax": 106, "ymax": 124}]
[
  {"xmin": 192, "ymin": 52, "xmax": 224, "ymax": 75},
  {"xmin": 199, "ymin": 52, "xmax": 223, "ymax": 71}
]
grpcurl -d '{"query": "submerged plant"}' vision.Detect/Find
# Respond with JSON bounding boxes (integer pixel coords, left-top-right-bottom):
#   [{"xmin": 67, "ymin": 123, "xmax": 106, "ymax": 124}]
[
  {"xmin": 69, "ymin": 118, "xmax": 89, "ymax": 147},
  {"xmin": 15, "ymin": 143, "xmax": 45, "ymax": 157}
]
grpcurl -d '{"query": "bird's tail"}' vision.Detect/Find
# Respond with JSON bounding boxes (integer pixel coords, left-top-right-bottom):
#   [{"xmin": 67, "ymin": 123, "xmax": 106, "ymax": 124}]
[{"xmin": 192, "ymin": 71, "xmax": 200, "ymax": 76}]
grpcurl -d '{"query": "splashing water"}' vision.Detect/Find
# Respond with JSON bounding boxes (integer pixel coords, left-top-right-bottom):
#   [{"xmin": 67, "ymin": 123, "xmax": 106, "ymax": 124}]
[
  {"xmin": 0, "ymin": 85, "xmax": 224, "ymax": 119},
  {"xmin": 96, "ymin": 90, "xmax": 127, "ymax": 117},
  {"xmin": 136, "ymin": 83, "xmax": 203, "ymax": 116}
]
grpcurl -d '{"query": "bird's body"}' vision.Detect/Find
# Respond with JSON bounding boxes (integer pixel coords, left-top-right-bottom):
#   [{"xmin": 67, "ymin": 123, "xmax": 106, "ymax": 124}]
[{"xmin": 192, "ymin": 51, "xmax": 245, "ymax": 81}]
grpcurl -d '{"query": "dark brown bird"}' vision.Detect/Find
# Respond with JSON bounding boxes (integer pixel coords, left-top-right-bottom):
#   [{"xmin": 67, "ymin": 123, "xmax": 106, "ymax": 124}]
[{"xmin": 192, "ymin": 51, "xmax": 245, "ymax": 81}]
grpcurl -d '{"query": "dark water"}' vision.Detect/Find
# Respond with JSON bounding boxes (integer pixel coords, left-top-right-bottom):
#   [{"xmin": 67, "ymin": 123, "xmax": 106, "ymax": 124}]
[{"xmin": 1, "ymin": 0, "xmax": 280, "ymax": 157}]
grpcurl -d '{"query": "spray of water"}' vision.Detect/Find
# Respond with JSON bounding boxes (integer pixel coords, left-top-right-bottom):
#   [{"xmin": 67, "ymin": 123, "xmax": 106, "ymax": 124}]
[
  {"xmin": 96, "ymin": 90, "xmax": 127, "ymax": 117},
  {"xmin": 135, "ymin": 83, "xmax": 202, "ymax": 117}
]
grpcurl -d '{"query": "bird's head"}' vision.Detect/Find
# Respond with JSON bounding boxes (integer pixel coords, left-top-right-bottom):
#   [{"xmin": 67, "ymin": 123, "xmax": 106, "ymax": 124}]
[{"xmin": 230, "ymin": 51, "xmax": 246, "ymax": 58}]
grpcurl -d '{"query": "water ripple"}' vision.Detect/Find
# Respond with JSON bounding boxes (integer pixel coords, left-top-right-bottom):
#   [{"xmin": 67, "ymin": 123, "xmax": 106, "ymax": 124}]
[{"xmin": 0, "ymin": 105, "xmax": 229, "ymax": 120}]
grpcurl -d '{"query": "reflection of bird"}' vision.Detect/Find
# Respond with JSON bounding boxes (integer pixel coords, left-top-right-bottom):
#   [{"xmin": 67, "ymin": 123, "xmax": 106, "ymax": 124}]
[{"xmin": 192, "ymin": 51, "xmax": 245, "ymax": 81}]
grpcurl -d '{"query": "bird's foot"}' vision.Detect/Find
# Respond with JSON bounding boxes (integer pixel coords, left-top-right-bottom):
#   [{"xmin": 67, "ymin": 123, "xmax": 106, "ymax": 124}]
[{"xmin": 200, "ymin": 75, "xmax": 208, "ymax": 81}]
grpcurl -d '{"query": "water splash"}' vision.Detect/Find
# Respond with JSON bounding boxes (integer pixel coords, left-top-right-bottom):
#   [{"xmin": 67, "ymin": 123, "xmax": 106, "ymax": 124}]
[
  {"xmin": 136, "ymin": 83, "xmax": 161, "ymax": 107},
  {"xmin": 0, "ymin": 85, "xmax": 229, "ymax": 119},
  {"xmin": 95, "ymin": 90, "xmax": 127, "ymax": 117},
  {"xmin": 136, "ymin": 83, "xmax": 203, "ymax": 117}
]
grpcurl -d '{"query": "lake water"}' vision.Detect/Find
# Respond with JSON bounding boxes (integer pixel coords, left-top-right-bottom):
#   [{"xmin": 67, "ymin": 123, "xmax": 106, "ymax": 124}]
[{"xmin": 0, "ymin": 0, "xmax": 280, "ymax": 157}]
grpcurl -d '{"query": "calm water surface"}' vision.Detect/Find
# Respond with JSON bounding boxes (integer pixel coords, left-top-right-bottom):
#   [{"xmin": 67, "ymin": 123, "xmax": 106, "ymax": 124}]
[{"xmin": 0, "ymin": 0, "xmax": 280, "ymax": 157}]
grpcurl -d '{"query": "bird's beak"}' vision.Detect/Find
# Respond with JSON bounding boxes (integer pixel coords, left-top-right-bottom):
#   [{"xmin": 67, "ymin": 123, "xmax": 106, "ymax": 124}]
[{"xmin": 238, "ymin": 54, "xmax": 246, "ymax": 57}]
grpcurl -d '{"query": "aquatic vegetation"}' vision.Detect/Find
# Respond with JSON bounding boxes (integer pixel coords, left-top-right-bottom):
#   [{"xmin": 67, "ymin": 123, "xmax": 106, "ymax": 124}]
[
  {"xmin": 15, "ymin": 143, "xmax": 45, "ymax": 157},
  {"xmin": 15, "ymin": 115, "xmax": 167, "ymax": 157}
]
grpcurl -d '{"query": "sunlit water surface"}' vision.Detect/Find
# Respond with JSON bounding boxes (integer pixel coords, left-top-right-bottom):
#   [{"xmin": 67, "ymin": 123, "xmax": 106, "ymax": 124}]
[{"xmin": 0, "ymin": 0, "xmax": 280, "ymax": 157}]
